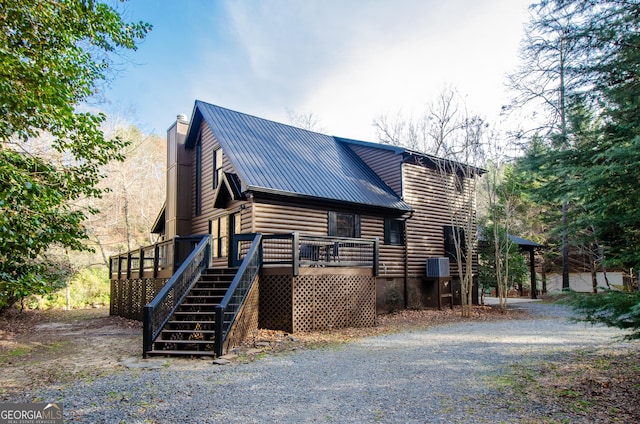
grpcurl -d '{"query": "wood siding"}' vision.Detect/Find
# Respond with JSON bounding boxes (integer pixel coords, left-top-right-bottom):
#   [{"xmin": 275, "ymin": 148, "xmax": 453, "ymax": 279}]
[
  {"xmin": 402, "ymin": 163, "xmax": 478, "ymax": 278},
  {"xmin": 348, "ymin": 145, "xmax": 402, "ymax": 195},
  {"xmin": 253, "ymin": 202, "xmax": 327, "ymax": 235},
  {"xmin": 190, "ymin": 122, "xmax": 249, "ymax": 235},
  {"xmin": 361, "ymin": 216, "xmax": 405, "ymax": 278}
]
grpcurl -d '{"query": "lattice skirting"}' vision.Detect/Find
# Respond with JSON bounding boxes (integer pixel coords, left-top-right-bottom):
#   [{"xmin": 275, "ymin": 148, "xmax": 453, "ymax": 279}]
[
  {"xmin": 260, "ymin": 273, "xmax": 375, "ymax": 333},
  {"xmin": 110, "ymin": 278, "xmax": 167, "ymax": 321},
  {"xmin": 224, "ymin": 277, "xmax": 260, "ymax": 354},
  {"xmin": 259, "ymin": 274, "xmax": 292, "ymax": 332}
]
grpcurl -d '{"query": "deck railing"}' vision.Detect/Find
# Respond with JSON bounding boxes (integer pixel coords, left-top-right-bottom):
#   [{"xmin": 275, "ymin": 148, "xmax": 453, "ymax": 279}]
[
  {"xmin": 214, "ymin": 233, "xmax": 263, "ymax": 356},
  {"xmin": 142, "ymin": 235, "xmax": 211, "ymax": 357},
  {"xmin": 231, "ymin": 232, "xmax": 379, "ymax": 276},
  {"xmin": 109, "ymin": 236, "xmax": 205, "ymax": 280}
]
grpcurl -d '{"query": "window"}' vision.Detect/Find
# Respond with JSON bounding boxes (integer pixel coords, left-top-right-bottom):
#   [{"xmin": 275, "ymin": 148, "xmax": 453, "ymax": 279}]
[
  {"xmin": 444, "ymin": 225, "xmax": 466, "ymax": 263},
  {"xmin": 213, "ymin": 148, "xmax": 223, "ymax": 189},
  {"xmin": 384, "ymin": 218, "xmax": 405, "ymax": 246},
  {"xmin": 209, "ymin": 212, "xmax": 240, "ymax": 259},
  {"xmin": 195, "ymin": 141, "xmax": 202, "ymax": 216},
  {"xmin": 210, "ymin": 215, "xmax": 229, "ymax": 258},
  {"xmin": 328, "ymin": 212, "xmax": 360, "ymax": 238},
  {"xmin": 454, "ymin": 173, "xmax": 465, "ymax": 194}
]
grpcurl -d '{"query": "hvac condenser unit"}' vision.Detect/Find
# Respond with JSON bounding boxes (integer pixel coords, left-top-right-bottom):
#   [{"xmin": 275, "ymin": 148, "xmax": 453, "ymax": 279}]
[{"xmin": 426, "ymin": 257, "xmax": 450, "ymax": 278}]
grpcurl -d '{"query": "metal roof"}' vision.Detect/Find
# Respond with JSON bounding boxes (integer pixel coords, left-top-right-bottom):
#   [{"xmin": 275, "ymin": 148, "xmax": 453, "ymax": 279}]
[
  {"xmin": 509, "ymin": 234, "xmax": 545, "ymax": 248},
  {"xmin": 187, "ymin": 101, "xmax": 412, "ymax": 212},
  {"xmin": 336, "ymin": 137, "xmax": 487, "ymax": 176}
]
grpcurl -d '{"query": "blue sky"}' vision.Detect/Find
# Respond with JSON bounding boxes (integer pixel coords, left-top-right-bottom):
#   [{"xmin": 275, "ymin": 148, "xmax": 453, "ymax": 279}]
[{"xmin": 103, "ymin": 0, "xmax": 532, "ymax": 141}]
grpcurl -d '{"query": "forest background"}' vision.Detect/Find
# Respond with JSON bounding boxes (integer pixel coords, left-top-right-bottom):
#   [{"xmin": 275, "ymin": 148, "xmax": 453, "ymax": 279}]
[{"xmin": 1, "ymin": 0, "xmax": 639, "ymax": 337}]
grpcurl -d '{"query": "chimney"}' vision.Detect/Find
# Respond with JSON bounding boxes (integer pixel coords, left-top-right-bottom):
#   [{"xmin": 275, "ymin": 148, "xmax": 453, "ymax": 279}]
[{"xmin": 165, "ymin": 114, "xmax": 192, "ymax": 238}]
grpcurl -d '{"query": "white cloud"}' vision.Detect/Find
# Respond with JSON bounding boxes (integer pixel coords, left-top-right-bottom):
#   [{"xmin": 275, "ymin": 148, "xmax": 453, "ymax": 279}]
[{"xmin": 103, "ymin": 0, "xmax": 531, "ymax": 139}]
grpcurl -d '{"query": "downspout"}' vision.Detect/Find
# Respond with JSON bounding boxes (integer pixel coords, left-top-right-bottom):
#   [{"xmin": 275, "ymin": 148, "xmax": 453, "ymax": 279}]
[{"xmin": 404, "ymin": 210, "xmax": 414, "ymax": 309}]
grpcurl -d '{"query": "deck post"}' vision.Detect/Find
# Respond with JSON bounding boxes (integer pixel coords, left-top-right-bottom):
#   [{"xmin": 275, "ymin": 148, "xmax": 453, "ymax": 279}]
[
  {"xmin": 292, "ymin": 232, "xmax": 300, "ymax": 276},
  {"xmin": 139, "ymin": 246, "xmax": 144, "ymax": 278},
  {"xmin": 206, "ymin": 238, "xmax": 212, "ymax": 268},
  {"xmin": 117, "ymin": 255, "xmax": 123, "ymax": 280},
  {"xmin": 127, "ymin": 252, "xmax": 132, "ymax": 279},
  {"xmin": 153, "ymin": 243, "xmax": 159, "ymax": 278},
  {"xmin": 373, "ymin": 237, "xmax": 379, "ymax": 277},
  {"xmin": 173, "ymin": 238, "xmax": 179, "ymax": 273},
  {"xmin": 229, "ymin": 234, "xmax": 238, "ymax": 268},
  {"xmin": 214, "ymin": 305, "xmax": 224, "ymax": 356},
  {"xmin": 142, "ymin": 305, "xmax": 153, "ymax": 358}
]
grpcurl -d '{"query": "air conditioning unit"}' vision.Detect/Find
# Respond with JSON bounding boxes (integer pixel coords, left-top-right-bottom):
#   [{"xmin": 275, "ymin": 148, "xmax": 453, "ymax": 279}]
[{"xmin": 426, "ymin": 257, "xmax": 450, "ymax": 278}]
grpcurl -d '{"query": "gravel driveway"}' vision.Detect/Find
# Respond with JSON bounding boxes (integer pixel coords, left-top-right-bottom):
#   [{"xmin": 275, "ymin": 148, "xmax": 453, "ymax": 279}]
[{"xmin": 16, "ymin": 302, "xmax": 633, "ymax": 423}]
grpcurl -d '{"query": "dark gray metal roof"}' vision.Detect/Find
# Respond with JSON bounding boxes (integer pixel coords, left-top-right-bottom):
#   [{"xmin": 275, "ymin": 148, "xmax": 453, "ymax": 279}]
[
  {"xmin": 509, "ymin": 234, "xmax": 545, "ymax": 248},
  {"xmin": 336, "ymin": 136, "xmax": 487, "ymax": 176},
  {"xmin": 187, "ymin": 101, "xmax": 411, "ymax": 212}
]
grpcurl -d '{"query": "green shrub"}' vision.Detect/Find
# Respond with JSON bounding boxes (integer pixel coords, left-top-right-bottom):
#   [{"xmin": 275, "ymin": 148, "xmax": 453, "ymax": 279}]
[
  {"xmin": 27, "ymin": 268, "xmax": 110, "ymax": 310},
  {"xmin": 564, "ymin": 291, "xmax": 640, "ymax": 339}
]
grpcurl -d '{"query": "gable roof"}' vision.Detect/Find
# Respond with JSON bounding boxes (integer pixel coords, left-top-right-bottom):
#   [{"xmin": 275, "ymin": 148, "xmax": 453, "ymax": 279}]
[{"xmin": 185, "ymin": 101, "xmax": 412, "ymax": 212}]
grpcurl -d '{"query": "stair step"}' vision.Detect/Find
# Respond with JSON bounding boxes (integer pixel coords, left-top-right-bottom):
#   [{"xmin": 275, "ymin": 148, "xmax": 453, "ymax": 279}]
[
  {"xmin": 166, "ymin": 322, "xmax": 231, "ymax": 329},
  {"xmin": 191, "ymin": 290, "xmax": 227, "ymax": 293},
  {"xmin": 155, "ymin": 339, "xmax": 215, "ymax": 345},
  {"xmin": 189, "ymin": 289, "xmax": 227, "ymax": 294},
  {"xmin": 199, "ymin": 275, "xmax": 234, "ymax": 280},
  {"xmin": 146, "ymin": 350, "xmax": 217, "ymax": 357},
  {"xmin": 194, "ymin": 280, "xmax": 231, "ymax": 285},
  {"xmin": 147, "ymin": 267, "xmax": 242, "ymax": 358},
  {"xmin": 203, "ymin": 268, "xmax": 237, "ymax": 274},
  {"xmin": 161, "ymin": 329, "xmax": 217, "ymax": 334},
  {"xmin": 199, "ymin": 273, "xmax": 233, "ymax": 278},
  {"xmin": 185, "ymin": 295, "xmax": 225, "ymax": 300}
]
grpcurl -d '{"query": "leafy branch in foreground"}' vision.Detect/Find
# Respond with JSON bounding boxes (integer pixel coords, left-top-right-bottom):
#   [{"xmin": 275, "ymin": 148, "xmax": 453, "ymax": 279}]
[{"xmin": 0, "ymin": 0, "xmax": 151, "ymax": 312}]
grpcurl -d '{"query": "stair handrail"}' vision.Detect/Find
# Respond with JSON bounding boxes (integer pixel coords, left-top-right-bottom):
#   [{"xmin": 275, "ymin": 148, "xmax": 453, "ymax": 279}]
[
  {"xmin": 143, "ymin": 235, "xmax": 211, "ymax": 357},
  {"xmin": 214, "ymin": 233, "xmax": 263, "ymax": 356}
]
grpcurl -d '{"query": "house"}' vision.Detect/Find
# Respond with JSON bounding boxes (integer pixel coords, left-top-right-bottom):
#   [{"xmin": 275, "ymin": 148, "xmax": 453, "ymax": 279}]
[
  {"xmin": 109, "ymin": 101, "xmax": 484, "ymax": 357},
  {"xmin": 542, "ymin": 245, "xmax": 627, "ymax": 293}
]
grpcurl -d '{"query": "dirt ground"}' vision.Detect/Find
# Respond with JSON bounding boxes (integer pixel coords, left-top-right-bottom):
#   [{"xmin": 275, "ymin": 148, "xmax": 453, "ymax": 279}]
[
  {"xmin": 1, "ymin": 303, "xmax": 638, "ymax": 422},
  {"xmin": 0, "ymin": 308, "xmax": 142, "ymax": 400}
]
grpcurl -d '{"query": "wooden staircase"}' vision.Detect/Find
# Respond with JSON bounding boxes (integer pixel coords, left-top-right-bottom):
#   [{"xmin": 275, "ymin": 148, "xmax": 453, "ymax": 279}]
[{"xmin": 146, "ymin": 268, "xmax": 236, "ymax": 357}]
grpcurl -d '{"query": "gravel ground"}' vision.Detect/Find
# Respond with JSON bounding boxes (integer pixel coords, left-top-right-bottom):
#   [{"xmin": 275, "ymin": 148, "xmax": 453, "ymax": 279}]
[{"xmin": 14, "ymin": 302, "xmax": 634, "ymax": 423}]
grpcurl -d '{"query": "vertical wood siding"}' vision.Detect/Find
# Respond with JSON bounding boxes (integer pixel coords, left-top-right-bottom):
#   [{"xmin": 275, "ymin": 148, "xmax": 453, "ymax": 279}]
[{"xmin": 348, "ymin": 145, "xmax": 402, "ymax": 195}]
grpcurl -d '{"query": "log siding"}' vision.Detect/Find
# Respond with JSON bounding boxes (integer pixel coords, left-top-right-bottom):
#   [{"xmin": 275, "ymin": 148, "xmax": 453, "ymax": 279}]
[
  {"xmin": 191, "ymin": 122, "xmax": 247, "ymax": 236},
  {"xmin": 402, "ymin": 162, "xmax": 478, "ymax": 278}
]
